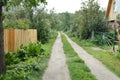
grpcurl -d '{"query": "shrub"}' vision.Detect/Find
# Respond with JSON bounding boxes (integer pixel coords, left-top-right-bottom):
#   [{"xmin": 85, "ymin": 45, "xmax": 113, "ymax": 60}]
[
  {"xmin": 5, "ymin": 42, "xmax": 44, "ymax": 65},
  {"xmin": 1, "ymin": 58, "xmax": 41, "ymax": 80},
  {"xmin": 2, "ymin": 42, "xmax": 44, "ymax": 80}
]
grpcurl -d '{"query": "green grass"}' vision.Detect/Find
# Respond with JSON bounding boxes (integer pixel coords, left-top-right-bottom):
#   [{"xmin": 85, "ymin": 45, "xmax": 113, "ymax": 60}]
[
  {"xmin": 69, "ymin": 36, "xmax": 120, "ymax": 78},
  {"xmin": 28, "ymin": 32, "xmax": 58, "ymax": 80},
  {"xmin": 61, "ymin": 34, "xmax": 96, "ymax": 80}
]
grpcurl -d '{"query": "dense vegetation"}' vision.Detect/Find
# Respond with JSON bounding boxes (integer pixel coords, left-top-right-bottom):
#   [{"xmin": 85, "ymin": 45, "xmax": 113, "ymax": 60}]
[
  {"xmin": 0, "ymin": 31, "xmax": 57, "ymax": 80},
  {"xmin": 62, "ymin": 0, "xmax": 120, "ymax": 76},
  {"xmin": 2, "ymin": 3, "xmax": 59, "ymax": 78},
  {"xmin": 51, "ymin": 0, "xmax": 120, "ymax": 56}
]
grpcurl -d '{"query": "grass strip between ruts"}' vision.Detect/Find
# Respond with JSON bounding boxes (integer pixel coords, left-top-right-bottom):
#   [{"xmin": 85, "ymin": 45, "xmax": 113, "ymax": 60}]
[
  {"xmin": 61, "ymin": 34, "xmax": 96, "ymax": 80},
  {"xmin": 69, "ymin": 36, "xmax": 120, "ymax": 78}
]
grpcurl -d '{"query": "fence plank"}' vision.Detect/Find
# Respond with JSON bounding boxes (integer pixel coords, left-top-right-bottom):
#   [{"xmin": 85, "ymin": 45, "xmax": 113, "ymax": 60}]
[
  {"xmin": 4, "ymin": 29, "xmax": 37, "ymax": 53},
  {"xmin": 8, "ymin": 29, "xmax": 15, "ymax": 52}
]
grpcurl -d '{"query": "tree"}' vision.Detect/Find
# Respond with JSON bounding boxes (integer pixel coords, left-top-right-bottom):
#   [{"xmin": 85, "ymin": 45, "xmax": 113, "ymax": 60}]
[
  {"xmin": 33, "ymin": 9, "xmax": 51, "ymax": 43},
  {"xmin": 78, "ymin": 0, "xmax": 108, "ymax": 39},
  {"xmin": 0, "ymin": 0, "xmax": 46, "ymax": 75},
  {"xmin": 56, "ymin": 12, "xmax": 73, "ymax": 31}
]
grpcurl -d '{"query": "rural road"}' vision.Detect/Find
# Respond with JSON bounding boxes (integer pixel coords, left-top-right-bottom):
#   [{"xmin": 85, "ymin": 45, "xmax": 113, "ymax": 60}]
[
  {"xmin": 42, "ymin": 33, "xmax": 71, "ymax": 80},
  {"xmin": 64, "ymin": 33, "xmax": 120, "ymax": 80}
]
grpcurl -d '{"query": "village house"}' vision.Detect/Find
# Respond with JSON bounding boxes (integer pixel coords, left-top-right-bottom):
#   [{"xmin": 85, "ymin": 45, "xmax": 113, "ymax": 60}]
[
  {"xmin": 106, "ymin": 0, "xmax": 120, "ymax": 51},
  {"xmin": 106, "ymin": 0, "xmax": 120, "ymax": 20},
  {"xmin": 106, "ymin": 0, "xmax": 120, "ymax": 36}
]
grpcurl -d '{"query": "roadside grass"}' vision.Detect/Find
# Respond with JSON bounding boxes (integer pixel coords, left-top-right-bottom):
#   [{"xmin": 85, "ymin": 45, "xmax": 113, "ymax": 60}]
[
  {"xmin": 69, "ymin": 36, "xmax": 120, "ymax": 77},
  {"xmin": 29, "ymin": 32, "xmax": 58, "ymax": 80},
  {"xmin": 61, "ymin": 34, "xmax": 96, "ymax": 80}
]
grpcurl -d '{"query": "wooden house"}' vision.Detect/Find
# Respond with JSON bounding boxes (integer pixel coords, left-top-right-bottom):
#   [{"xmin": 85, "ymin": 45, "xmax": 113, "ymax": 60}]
[
  {"xmin": 106, "ymin": 0, "xmax": 120, "ymax": 51},
  {"xmin": 106, "ymin": 0, "xmax": 120, "ymax": 20}
]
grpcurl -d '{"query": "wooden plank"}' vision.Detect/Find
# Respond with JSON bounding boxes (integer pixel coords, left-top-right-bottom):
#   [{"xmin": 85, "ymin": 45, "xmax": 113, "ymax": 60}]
[
  {"xmin": 8, "ymin": 29, "xmax": 15, "ymax": 51},
  {"xmin": 14, "ymin": 29, "xmax": 21, "ymax": 51},
  {"xmin": 106, "ymin": 0, "xmax": 114, "ymax": 19},
  {"xmin": 4, "ymin": 29, "xmax": 37, "ymax": 52},
  {"xmin": 4, "ymin": 29, "xmax": 8, "ymax": 53}
]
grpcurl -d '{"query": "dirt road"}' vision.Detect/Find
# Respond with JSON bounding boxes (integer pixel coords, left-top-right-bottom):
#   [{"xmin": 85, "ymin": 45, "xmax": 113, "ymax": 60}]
[
  {"xmin": 42, "ymin": 33, "xmax": 71, "ymax": 80},
  {"xmin": 64, "ymin": 34, "xmax": 120, "ymax": 80}
]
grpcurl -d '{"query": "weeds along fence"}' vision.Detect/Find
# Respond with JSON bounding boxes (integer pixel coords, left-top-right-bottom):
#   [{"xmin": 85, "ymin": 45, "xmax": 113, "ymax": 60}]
[{"xmin": 4, "ymin": 29, "xmax": 37, "ymax": 53}]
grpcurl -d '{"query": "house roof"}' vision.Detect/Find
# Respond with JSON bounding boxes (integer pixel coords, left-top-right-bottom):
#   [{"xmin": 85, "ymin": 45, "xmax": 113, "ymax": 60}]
[{"xmin": 105, "ymin": 0, "xmax": 114, "ymax": 19}]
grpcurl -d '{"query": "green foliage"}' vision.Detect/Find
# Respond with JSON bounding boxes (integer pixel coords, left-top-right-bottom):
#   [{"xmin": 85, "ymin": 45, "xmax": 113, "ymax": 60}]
[
  {"xmin": 1, "ymin": 58, "xmax": 41, "ymax": 80},
  {"xmin": 0, "ymin": 42, "xmax": 44, "ymax": 80},
  {"xmin": 1, "ymin": 32, "xmax": 58, "ymax": 80},
  {"xmin": 2, "ymin": 0, "xmax": 46, "ymax": 8},
  {"xmin": 4, "ymin": 18, "xmax": 30, "ymax": 29},
  {"xmin": 116, "ymin": 45, "xmax": 120, "ymax": 59},
  {"xmin": 5, "ymin": 42, "xmax": 44, "ymax": 65},
  {"xmin": 93, "ymin": 32, "xmax": 115, "ymax": 46},
  {"xmin": 56, "ymin": 12, "xmax": 74, "ymax": 31},
  {"xmin": 60, "ymin": 0, "xmax": 108, "ymax": 43},
  {"xmin": 33, "ymin": 10, "xmax": 51, "ymax": 43},
  {"xmin": 79, "ymin": 0, "xmax": 108, "ymax": 39},
  {"xmin": 62, "ymin": 0, "xmax": 112, "ymax": 46},
  {"xmin": 3, "ymin": 8, "xmax": 31, "ymax": 29},
  {"xmin": 1, "ymin": 42, "xmax": 45, "ymax": 80},
  {"xmin": 0, "ymin": 0, "xmax": 46, "ymax": 75}
]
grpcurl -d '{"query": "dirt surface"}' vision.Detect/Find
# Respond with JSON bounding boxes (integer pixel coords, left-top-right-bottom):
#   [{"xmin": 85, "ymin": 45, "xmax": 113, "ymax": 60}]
[
  {"xmin": 42, "ymin": 33, "xmax": 71, "ymax": 80},
  {"xmin": 64, "ymin": 34, "xmax": 120, "ymax": 80}
]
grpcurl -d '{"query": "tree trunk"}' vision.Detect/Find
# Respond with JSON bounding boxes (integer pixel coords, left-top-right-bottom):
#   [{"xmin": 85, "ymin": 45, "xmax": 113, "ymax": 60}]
[
  {"xmin": 0, "ymin": 2, "xmax": 6, "ymax": 75},
  {"xmin": 91, "ymin": 30, "xmax": 94, "ymax": 40}
]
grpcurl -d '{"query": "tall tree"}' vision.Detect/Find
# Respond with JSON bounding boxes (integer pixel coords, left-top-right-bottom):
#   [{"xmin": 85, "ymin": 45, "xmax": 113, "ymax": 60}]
[
  {"xmin": 79, "ymin": 0, "xmax": 108, "ymax": 39},
  {"xmin": 0, "ymin": 1, "xmax": 5, "ymax": 75},
  {"xmin": 0, "ymin": 0, "xmax": 46, "ymax": 75}
]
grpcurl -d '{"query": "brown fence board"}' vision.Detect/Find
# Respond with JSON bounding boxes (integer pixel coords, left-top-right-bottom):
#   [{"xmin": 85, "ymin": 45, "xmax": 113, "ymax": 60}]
[
  {"xmin": 8, "ymin": 29, "xmax": 15, "ymax": 51},
  {"xmin": 4, "ymin": 29, "xmax": 37, "ymax": 53}
]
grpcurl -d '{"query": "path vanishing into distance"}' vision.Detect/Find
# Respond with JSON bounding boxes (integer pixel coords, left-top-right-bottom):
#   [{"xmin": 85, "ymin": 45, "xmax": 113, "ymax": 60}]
[
  {"xmin": 43, "ymin": 33, "xmax": 120, "ymax": 80},
  {"xmin": 42, "ymin": 33, "xmax": 71, "ymax": 80}
]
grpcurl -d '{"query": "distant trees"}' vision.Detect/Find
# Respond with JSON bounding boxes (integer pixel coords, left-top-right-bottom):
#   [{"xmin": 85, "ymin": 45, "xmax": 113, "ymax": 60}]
[
  {"xmin": 4, "ymin": 9, "xmax": 30, "ymax": 29},
  {"xmin": 52, "ymin": 0, "xmax": 110, "ymax": 45}
]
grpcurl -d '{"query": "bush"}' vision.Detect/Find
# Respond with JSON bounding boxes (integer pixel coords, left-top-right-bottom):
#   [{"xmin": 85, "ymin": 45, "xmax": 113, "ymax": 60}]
[
  {"xmin": 5, "ymin": 42, "xmax": 44, "ymax": 65},
  {"xmin": 92, "ymin": 32, "xmax": 115, "ymax": 46},
  {"xmin": 1, "ymin": 42, "xmax": 45, "ymax": 80},
  {"xmin": 1, "ymin": 58, "xmax": 41, "ymax": 80}
]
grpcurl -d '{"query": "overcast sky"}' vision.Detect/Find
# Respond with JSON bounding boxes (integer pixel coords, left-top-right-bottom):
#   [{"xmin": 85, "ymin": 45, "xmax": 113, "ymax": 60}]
[{"xmin": 46, "ymin": 0, "xmax": 109, "ymax": 13}]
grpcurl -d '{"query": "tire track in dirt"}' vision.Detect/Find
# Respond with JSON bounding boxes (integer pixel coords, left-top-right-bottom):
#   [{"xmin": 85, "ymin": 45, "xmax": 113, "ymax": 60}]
[
  {"xmin": 64, "ymin": 33, "xmax": 120, "ymax": 80},
  {"xmin": 42, "ymin": 33, "xmax": 71, "ymax": 80}
]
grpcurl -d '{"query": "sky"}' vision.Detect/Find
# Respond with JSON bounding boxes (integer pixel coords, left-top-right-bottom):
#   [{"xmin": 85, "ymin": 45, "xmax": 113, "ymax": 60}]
[{"xmin": 46, "ymin": 0, "xmax": 109, "ymax": 13}]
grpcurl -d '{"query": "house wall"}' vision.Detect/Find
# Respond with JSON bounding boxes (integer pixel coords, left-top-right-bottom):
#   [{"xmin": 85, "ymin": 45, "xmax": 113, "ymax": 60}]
[{"xmin": 109, "ymin": 0, "xmax": 118, "ymax": 20}]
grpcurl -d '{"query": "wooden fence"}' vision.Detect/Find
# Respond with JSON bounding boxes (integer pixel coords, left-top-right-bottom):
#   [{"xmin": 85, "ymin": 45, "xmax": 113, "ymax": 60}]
[{"xmin": 4, "ymin": 29, "xmax": 37, "ymax": 53}]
